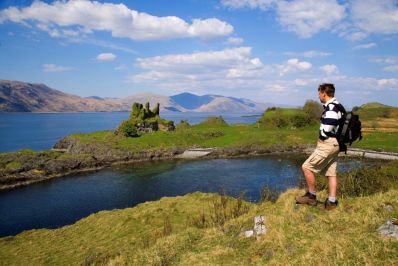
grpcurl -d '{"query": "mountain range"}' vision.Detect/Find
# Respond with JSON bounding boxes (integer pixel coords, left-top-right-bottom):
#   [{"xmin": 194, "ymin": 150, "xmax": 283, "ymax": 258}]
[{"xmin": 0, "ymin": 80, "xmax": 273, "ymax": 113}]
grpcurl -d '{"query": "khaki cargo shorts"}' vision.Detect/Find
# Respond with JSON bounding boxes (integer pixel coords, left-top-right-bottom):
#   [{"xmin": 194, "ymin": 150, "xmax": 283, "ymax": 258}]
[{"xmin": 302, "ymin": 137, "xmax": 340, "ymax": 177}]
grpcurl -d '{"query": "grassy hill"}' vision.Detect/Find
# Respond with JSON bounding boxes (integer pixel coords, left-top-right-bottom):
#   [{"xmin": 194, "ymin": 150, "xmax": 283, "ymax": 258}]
[
  {"xmin": 1, "ymin": 160, "xmax": 397, "ymax": 265},
  {"xmin": 355, "ymin": 102, "xmax": 398, "ymax": 133}
]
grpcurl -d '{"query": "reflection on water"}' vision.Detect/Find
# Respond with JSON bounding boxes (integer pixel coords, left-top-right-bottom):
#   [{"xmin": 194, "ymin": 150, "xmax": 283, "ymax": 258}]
[{"xmin": 0, "ymin": 155, "xmax": 374, "ymax": 237}]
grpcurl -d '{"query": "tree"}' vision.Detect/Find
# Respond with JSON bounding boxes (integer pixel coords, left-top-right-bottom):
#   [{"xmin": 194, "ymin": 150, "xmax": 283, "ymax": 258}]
[{"xmin": 303, "ymin": 100, "xmax": 323, "ymax": 121}]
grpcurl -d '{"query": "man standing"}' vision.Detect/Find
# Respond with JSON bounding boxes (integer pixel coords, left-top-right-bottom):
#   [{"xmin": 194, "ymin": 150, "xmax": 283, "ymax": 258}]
[{"xmin": 296, "ymin": 83, "xmax": 344, "ymax": 210}]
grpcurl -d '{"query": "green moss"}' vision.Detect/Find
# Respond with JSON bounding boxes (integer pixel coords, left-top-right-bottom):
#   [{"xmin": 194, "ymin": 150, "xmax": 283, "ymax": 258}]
[{"xmin": 5, "ymin": 161, "xmax": 21, "ymax": 170}]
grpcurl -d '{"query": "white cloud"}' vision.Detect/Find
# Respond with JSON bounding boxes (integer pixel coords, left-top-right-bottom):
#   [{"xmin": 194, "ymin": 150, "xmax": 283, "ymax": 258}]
[
  {"xmin": 369, "ymin": 56, "xmax": 398, "ymax": 65},
  {"xmin": 135, "ymin": 47, "xmax": 262, "ymax": 72},
  {"xmin": 378, "ymin": 78, "xmax": 398, "ymax": 87},
  {"xmin": 351, "ymin": 0, "xmax": 398, "ymax": 36},
  {"xmin": 42, "ymin": 64, "xmax": 74, "ymax": 72},
  {"xmin": 353, "ymin": 43, "xmax": 376, "ymax": 50},
  {"xmin": 227, "ymin": 37, "xmax": 244, "ymax": 45},
  {"xmin": 277, "ymin": 58, "xmax": 312, "ymax": 76},
  {"xmin": 221, "ymin": 0, "xmax": 275, "ymax": 10},
  {"xmin": 285, "ymin": 50, "xmax": 331, "ymax": 58},
  {"xmin": 320, "ymin": 64, "xmax": 339, "ymax": 76},
  {"xmin": 96, "ymin": 53, "xmax": 116, "ymax": 61},
  {"xmin": 130, "ymin": 47, "xmax": 271, "ymax": 92},
  {"xmin": 0, "ymin": 0, "xmax": 233, "ymax": 40},
  {"xmin": 129, "ymin": 47, "xmax": 398, "ymax": 104},
  {"xmin": 276, "ymin": 0, "xmax": 345, "ymax": 38},
  {"xmin": 383, "ymin": 65, "xmax": 398, "ymax": 72},
  {"xmin": 129, "ymin": 48, "xmax": 314, "ymax": 98}
]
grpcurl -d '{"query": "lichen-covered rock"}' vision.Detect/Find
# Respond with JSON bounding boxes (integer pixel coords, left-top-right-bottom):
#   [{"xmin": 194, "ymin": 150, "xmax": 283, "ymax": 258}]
[{"xmin": 377, "ymin": 219, "xmax": 398, "ymax": 239}]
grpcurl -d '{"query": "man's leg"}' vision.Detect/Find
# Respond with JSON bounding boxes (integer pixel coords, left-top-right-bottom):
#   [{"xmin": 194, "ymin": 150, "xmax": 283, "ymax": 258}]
[
  {"xmin": 302, "ymin": 166, "xmax": 316, "ymax": 193},
  {"xmin": 327, "ymin": 175, "xmax": 337, "ymax": 198},
  {"xmin": 296, "ymin": 166, "xmax": 317, "ymax": 205}
]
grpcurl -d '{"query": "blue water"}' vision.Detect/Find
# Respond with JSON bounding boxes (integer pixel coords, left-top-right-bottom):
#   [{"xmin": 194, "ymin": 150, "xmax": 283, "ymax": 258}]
[
  {"xmin": 0, "ymin": 112, "xmax": 261, "ymax": 152},
  {"xmin": 0, "ymin": 155, "xmax": 366, "ymax": 237}
]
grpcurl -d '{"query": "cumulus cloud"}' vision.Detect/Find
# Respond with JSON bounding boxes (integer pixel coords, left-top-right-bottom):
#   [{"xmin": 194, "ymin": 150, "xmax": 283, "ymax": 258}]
[
  {"xmin": 320, "ymin": 64, "xmax": 339, "ymax": 76},
  {"xmin": 351, "ymin": 0, "xmax": 398, "ymax": 36},
  {"xmin": 353, "ymin": 43, "xmax": 376, "ymax": 50},
  {"xmin": 277, "ymin": 58, "xmax": 312, "ymax": 76},
  {"xmin": 129, "ymin": 47, "xmax": 315, "ymax": 99},
  {"xmin": 0, "ymin": 0, "xmax": 233, "ymax": 40},
  {"xmin": 129, "ymin": 47, "xmax": 398, "ymax": 104},
  {"xmin": 130, "ymin": 47, "xmax": 270, "ymax": 92},
  {"xmin": 220, "ymin": 0, "xmax": 398, "ymax": 40},
  {"xmin": 276, "ymin": 0, "xmax": 345, "ymax": 38},
  {"xmin": 221, "ymin": 0, "xmax": 275, "ymax": 10},
  {"xmin": 135, "ymin": 47, "xmax": 262, "ymax": 72},
  {"xmin": 96, "ymin": 53, "xmax": 116, "ymax": 61},
  {"xmin": 227, "ymin": 37, "xmax": 244, "ymax": 45},
  {"xmin": 42, "ymin": 64, "xmax": 75, "ymax": 72}
]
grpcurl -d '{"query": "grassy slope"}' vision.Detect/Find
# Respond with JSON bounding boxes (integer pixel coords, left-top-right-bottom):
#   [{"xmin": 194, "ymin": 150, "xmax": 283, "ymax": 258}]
[
  {"xmin": 71, "ymin": 123, "xmax": 318, "ymax": 151},
  {"xmin": 1, "ymin": 188, "xmax": 397, "ymax": 265},
  {"xmin": 357, "ymin": 102, "xmax": 398, "ymax": 130}
]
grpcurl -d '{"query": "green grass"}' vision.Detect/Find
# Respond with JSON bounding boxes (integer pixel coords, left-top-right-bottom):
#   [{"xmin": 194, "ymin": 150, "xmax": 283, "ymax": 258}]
[
  {"xmin": 71, "ymin": 123, "xmax": 319, "ymax": 152},
  {"xmin": 1, "ymin": 161, "xmax": 397, "ymax": 265},
  {"xmin": 353, "ymin": 131, "xmax": 398, "ymax": 152}
]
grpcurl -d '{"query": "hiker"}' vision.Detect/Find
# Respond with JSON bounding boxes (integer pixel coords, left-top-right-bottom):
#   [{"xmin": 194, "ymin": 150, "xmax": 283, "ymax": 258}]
[{"xmin": 296, "ymin": 83, "xmax": 344, "ymax": 210}]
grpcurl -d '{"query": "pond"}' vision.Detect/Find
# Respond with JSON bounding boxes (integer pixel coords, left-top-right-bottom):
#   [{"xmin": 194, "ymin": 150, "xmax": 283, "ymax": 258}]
[{"xmin": 0, "ymin": 154, "xmax": 368, "ymax": 237}]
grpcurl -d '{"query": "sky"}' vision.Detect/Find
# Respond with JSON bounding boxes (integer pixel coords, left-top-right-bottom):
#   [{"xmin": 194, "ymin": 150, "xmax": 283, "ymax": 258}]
[{"xmin": 0, "ymin": 0, "xmax": 398, "ymax": 108}]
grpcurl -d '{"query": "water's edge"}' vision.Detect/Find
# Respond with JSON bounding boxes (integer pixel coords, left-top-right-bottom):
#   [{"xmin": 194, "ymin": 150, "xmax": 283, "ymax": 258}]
[{"xmin": 1, "ymin": 144, "xmax": 313, "ymax": 191}]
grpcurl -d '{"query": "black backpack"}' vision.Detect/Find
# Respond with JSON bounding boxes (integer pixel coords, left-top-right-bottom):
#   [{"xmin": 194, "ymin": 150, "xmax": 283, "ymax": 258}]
[{"xmin": 332, "ymin": 103, "xmax": 363, "ymax": 153}]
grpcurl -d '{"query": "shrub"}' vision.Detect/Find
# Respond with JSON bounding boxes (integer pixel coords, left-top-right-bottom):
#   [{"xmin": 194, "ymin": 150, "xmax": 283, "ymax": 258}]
[
  {"xmin": 117, "ymin": 120, "xmax": 138, "ymax": 137},
  {"xmin": 303, "ymin": 100, "xmax": 323, "ymax": 121},
  {"xmin": 176, "ymin": 120, "xmax": 191, "ymax": 131},
  {"xmin": 291, "ymin": 113, "xmax": 312, "ymax": 128},
  {"xmin": 199, "ymin": 116, "xmax": 228, "ymax": 126},
  {"xmin": 271, "ymin": 109, "xmax": 288, "ymax": 128}
]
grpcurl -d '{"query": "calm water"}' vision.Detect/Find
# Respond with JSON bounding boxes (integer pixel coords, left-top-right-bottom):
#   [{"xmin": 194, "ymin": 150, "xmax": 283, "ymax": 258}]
[
  {"xmin": 0, "ymin": 112, "xmax": 261, "ymax": 152},
  {"xmin": 0, "ymin": 155, "xmax": 365, "ymax": 237}
]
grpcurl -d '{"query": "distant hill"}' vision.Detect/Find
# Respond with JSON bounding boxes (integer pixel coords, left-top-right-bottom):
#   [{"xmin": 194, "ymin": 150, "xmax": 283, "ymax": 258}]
[
  {"xmin": 171, "ymin": 92, "xmax": 213, "ymax": 109},
  {"xmin": 0, "ymin": 79, "xmax": 272, "ymax": 113},
  {"xmin": 359, "ymin": 102, "xmax": 392, "ymax": 109},
  {"xmin": 0, "ymin": 80, "xmax": 124, "ymax": 112}
]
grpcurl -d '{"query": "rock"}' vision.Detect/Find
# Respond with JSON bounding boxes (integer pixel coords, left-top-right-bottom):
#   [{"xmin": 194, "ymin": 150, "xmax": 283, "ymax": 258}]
[
  {"xmin": 377, "ymin": 219, "xmax": 398, "ymax": 239},
  {"xmin": 254, "ymin": 215, "xmax": 266, "ymax": 240},
  {"xmin": 244, "ymin": 215, "xmax": 267, "ymax": 239},
  {"xmin": 254, "ymin": 215, "xmax": 266, "ymax": 235},
  {"xmin": 244, "ymin": 230, "xmax": 254, "ymax": 238}
]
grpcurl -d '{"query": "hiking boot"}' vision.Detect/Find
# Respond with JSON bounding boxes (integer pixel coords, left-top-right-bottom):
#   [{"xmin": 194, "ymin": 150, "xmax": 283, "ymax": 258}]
[
  {"xmin": 296, "ymin": 192, "xmax": 317, "ymax": 206},
  {"xmin": 324, "ymin": 199, "xmax": 338, "ymax": 211}
]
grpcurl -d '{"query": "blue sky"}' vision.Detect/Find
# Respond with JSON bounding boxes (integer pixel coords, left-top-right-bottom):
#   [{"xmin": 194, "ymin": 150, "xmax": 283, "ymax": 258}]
[{"xmin": 0, "ymin": 0, "xmax": 397, "ymax": 107}]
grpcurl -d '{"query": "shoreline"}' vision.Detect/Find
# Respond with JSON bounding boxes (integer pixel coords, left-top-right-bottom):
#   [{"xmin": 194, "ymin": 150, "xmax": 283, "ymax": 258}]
[
  {"xmin": 0, "ymin": 144, "xmax": 312, "ymax": 191},
  {"xmin": 2, "ymin": 143, "xmax": 398, "ymax": 192}
]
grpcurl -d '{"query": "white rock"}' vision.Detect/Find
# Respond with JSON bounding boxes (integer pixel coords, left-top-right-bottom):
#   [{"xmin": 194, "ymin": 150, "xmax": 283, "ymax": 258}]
[
  {"xmin": 377, "ymin": 219, "xmax": 398, "ymax": 239},
  {"xmin": 254, "ymin": 215, "xmax": 267, "ymax": 236},
  {"xmin": 244, "ymin": 230, "xmax": 254, "ymax": 238}
]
